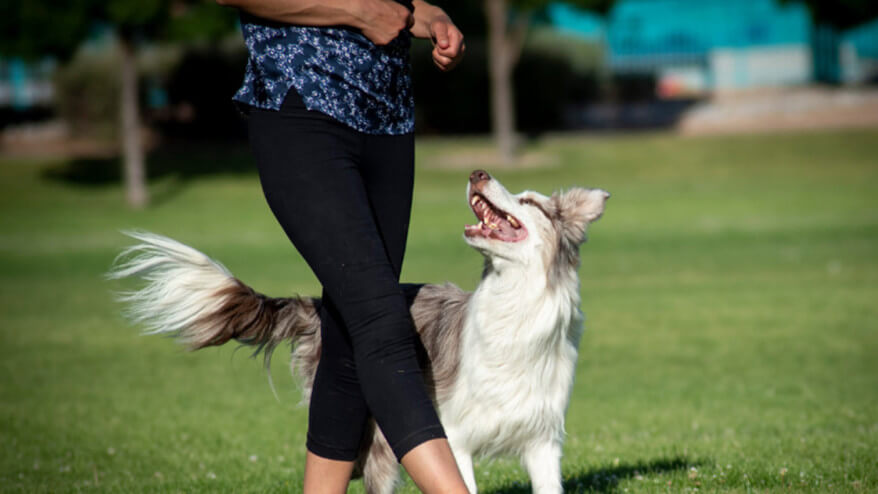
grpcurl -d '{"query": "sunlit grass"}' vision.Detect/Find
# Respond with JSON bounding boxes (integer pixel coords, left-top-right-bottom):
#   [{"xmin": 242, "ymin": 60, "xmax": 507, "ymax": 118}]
[{"xmin": 1, "ymin": 128, "xmax": 876, "ymax": 492}]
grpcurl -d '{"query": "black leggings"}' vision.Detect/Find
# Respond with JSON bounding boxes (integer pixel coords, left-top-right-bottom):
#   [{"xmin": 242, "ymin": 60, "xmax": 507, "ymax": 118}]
[{"xmin": 247, "ymin": 90, "xmax": 444, "ymax": 462}]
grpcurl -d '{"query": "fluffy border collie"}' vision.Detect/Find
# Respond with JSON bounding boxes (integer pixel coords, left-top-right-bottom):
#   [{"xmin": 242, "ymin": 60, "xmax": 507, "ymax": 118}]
[{"xmin": 110, "ymin": 170, "xmax": 609, "ymax": 494}]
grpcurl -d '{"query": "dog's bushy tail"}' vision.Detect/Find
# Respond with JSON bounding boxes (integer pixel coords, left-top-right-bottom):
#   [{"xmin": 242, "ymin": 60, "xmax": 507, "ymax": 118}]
[{"xmin": 108, "ymin": 231, "xmax": 320, "ymax": 365}]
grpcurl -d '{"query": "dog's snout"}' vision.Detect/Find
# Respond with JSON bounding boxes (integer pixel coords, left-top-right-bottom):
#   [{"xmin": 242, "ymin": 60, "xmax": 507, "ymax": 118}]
[{"xmin": 470, "ymin": 170, "xmax": 490, "ymax": 185}]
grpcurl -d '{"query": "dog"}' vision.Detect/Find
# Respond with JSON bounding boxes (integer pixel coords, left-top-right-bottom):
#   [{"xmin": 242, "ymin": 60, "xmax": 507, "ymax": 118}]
[{"xmin": 110, "ymin": 170, "xmax": 609, "ymax": 493}]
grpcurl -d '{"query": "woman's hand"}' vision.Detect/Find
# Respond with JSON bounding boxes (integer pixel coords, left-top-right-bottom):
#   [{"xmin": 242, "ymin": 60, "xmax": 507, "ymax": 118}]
[
  {"xmin": 216, "ymin": 0, "xmax": 463, "ymax": 66},
  {"xmin": 216, "ymin": 0, "xmax": 414, "ymax": 45},
  {"xmin": 355, "ymin": 0, "xmax": 415, "ymax": 46},
  {"xmin": 411, "ymin": 1, "xmax": 465, "ymax": 71}
]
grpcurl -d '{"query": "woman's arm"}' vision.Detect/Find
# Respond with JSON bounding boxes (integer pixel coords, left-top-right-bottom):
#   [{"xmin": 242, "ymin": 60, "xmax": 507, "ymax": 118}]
[
  {"xmin": 216, "ymin": 0, "xmax": 414, "ymax": 45},
  {"xmin": 216, "ymin": 0, "xmax": 464, "ymax": 67},
  {"xmin": 410, "ymin": 0, "xmax": 465, "ymax": 71}
]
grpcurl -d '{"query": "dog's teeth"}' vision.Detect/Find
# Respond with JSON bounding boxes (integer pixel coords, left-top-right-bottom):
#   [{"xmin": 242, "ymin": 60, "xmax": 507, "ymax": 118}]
[
  {"xmin": 507, "ymin": 215, "xmax": 519, "ymax": 228},
  {"xmin": 471, "ymin": 196, "xmax": 479, "ymax": 206},
  {"xmin": 489, "ymin": 223, "xmax": 498, "ymax": 229}
]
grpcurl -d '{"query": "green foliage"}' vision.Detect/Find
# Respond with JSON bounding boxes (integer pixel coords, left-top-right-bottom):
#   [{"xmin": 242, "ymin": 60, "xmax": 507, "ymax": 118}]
[
  {"xmin": 1, "ymin": 129, "xmax": 877, "ymax": 492},
  {"xmin": 0, "ymin": 0, "xmax": 95, "ymax": 59},
  {"xmin": 106, "ymin": 0, "xmax": 171, "ymax": 38},
  {"xmin": 0, "ymin": 0, "xmax": 236, "ymax": 60},
  {"xmin": 165, "ymin": 3, "xmax": 240, "ymax": 43}
]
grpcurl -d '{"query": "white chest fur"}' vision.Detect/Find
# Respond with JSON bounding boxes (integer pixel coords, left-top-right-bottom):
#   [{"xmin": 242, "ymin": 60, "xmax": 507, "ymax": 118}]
[{"xmin": 439, "ymin": 267, "xmax": 583, "ymax": 458}]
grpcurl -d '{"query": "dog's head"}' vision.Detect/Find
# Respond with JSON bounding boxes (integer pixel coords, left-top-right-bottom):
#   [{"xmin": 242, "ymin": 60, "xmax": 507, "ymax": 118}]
[{"xmin": 464, "ymin": 170, "xmax": 609, "ymax": 274}]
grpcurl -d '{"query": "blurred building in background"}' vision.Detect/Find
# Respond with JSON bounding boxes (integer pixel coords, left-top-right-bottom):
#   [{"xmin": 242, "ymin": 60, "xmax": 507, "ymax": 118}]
[
  {"xmin": 544, "ymin": 3, "xmax": 606, "ymax": 42},
  {"xmin": 548, "ymin": 0, "xmax": 878, "ymax": 97},
  {"xmin": 0, "ymin": 58, "xmax": 55, "ymax": 110},
  {"xmin": 608, "ymin": 0, "xmax": 813, "ymax": 96},
  {"xmin": 839, "ymin": 17, "xmax": 878, "ymax": 84},
  {"xmin": 547, "ymin": 0, "xmax": 878, "ymax": 132}
]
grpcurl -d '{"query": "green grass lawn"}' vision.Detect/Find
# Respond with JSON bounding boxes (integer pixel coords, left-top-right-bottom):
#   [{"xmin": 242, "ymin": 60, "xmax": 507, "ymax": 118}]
[{"xmin": 1, "ymin": 129, "xmax": 877, "ymax": 493}]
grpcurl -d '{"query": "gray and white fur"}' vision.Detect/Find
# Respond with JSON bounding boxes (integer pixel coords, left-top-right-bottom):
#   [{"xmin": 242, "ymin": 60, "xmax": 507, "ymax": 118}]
[{"xmin": 109, "ymin": 171, "xmax": 609, "ymax": 494}]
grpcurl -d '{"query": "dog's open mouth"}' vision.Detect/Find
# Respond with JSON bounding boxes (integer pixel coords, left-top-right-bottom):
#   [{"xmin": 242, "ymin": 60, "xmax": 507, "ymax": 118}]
[{"xmin": 465, "ymin": 193, "xmax": 528, "ymax": 242}]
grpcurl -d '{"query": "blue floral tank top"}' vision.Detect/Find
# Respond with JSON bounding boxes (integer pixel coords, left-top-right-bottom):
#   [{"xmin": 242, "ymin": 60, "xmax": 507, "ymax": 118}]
[{"xmin": 233, "ymin": 10, "xmax": 415, "ymax": 135}]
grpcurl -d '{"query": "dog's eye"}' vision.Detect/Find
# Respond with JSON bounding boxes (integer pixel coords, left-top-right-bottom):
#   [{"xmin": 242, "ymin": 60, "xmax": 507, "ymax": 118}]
[{"xmin": 519, "ymin": 197, "xmax": 553, "ymax": 220}]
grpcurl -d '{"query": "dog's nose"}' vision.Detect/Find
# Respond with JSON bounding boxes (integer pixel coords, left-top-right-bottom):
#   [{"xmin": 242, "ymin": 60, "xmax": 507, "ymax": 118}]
[{"xmin": 470, "ymin": 169, "xmax": 490, "ymax": 185}]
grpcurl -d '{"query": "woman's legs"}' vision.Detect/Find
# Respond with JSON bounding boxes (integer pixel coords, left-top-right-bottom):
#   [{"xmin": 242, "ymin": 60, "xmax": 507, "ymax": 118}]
[
  {"xmin": 401, "ymin": 439, "xmax": 469, "ymax": 494},
  {"xmin": 356, "ymin": 130, "xmax": 469, "ymax": 493},
  {"xmin": 303, "ymin": 451, "xmax": 356, "ymax": 494},
  {"xmin": 248, "ymin": 92, "xmax": 467, "ymax": 492},
  {"xmin": 303, "ymin": 440, "xmax": 466, "ymax": 494}
]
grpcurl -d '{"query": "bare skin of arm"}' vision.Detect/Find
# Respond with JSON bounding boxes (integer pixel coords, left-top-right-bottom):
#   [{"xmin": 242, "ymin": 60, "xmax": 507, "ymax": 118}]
[
  {"xmin": 216, "ymin": 0, "xmax": 464, "ymax": 68},
  {"xmin": 216, "ymin": 0, "xmax": 411, "ymax": 45}
]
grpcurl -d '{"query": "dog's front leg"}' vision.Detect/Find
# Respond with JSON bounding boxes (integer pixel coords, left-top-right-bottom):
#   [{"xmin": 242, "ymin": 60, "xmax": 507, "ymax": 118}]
[
  {"xmin": 449, "ymin": 441, "xmax": 477, "ymax": 493},
  {"xmin": 522, "ymin": 441, "xmax": 562, "ymax": 494}
]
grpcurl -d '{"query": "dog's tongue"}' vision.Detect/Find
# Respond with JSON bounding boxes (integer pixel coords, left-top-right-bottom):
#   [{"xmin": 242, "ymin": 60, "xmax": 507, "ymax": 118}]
[
  {"xmin": 495, "ymin": 221, "xmax": 518, "ymax": 238},
  {"xmin": 465, "ymin": 217, "xmax": 527, "ymax": 242}
]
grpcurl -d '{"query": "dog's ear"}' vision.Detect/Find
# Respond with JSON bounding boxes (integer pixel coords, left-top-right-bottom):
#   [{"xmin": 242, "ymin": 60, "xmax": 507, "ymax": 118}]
[{"xmin": 554, "ymin": 187, "xmax": 610, "ymax": 245}]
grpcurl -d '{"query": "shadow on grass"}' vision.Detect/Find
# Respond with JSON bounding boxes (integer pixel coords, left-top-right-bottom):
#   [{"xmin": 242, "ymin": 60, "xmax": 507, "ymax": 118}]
[
  {"xmin": 39, "ymin": 141, "xmax": 256, "ymax": 204},
  {"xmin": 483, "ymin": 456, "xmax": 694, "ymax": 494}
]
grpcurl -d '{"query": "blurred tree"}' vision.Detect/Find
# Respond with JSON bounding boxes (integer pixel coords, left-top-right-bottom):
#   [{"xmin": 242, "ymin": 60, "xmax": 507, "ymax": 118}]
[
  {"xmin": 0, "ymin": 0, "xmax": 236, "ymax": 208},
  {"xmin": 484, "ymin": 0, "xmax": 614, "ymax": 164}
]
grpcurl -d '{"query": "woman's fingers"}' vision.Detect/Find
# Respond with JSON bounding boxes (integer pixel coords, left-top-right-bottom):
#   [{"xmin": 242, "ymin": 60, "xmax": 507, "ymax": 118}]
[
  {"xmin": 432, "ymin": 52, "xmax": 453, "ymax": 71},
  {"xmin": 431, "ymin": 20, "xmax": 450, "ymax": 49},
  {"xmin": 430, "ymin": 21, "xmax": 464, "ymax": 70}
]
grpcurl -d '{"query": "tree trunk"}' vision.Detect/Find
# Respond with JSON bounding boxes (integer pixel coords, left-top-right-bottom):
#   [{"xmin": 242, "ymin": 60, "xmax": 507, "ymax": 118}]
[
  {"xmin": 119, "ymin": 35, "xmax": 148, "ymax": 208},
  {"xmin": 485, "ymin": 0, "xmax": 517, "ymax": 165}
]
